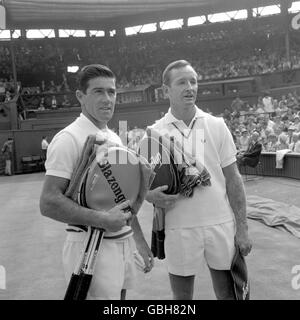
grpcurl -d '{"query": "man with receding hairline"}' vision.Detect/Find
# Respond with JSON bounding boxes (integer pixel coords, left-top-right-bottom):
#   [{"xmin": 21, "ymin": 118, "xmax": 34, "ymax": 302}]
[{"xmin": 146, "ymin": 60, "xmax": 252, "ymax": 300}]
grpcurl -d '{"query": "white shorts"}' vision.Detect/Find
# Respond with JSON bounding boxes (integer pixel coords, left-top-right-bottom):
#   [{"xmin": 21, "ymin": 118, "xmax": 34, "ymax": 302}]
[
  {"xmin": 62, "ymin": 232, "xmax": 137, "ymax": 300},
  {"xmin": 165, "ymin": 220, "xmax": 236, "ymax": 276}
]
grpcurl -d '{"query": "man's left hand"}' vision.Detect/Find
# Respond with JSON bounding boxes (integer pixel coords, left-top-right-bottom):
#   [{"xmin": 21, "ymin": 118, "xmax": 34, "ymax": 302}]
[
  {"xmin": 135, "ymin": 241, "xmax": 154, "ymax": 273},
  {"xmin": 235, "ymin": 229, "xmax": 252, "ymax": 256}
]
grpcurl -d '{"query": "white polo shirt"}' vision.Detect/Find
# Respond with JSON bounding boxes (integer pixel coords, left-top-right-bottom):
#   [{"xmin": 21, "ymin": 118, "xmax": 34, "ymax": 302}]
[
  {"xmin": 150, "ymin": 106, "xmax": 237, "ymax": 228},
  {"xmin": 46, "ymin": 113, "xmax": 122, "ymax": 179}
]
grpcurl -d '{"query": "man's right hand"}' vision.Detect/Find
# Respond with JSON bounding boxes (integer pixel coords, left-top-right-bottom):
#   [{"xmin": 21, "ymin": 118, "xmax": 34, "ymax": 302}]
[
  {"xmin": 100, "ymin": 200, "xmax": 132, "ymax": 232},
  {"xmin": 146, "ymin": 185, "xmax": 179, "ymax": 209}
]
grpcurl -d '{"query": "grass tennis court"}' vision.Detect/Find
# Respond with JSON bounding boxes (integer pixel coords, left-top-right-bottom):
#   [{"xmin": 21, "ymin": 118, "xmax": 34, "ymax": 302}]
[{"xmin": 0, "ymin": 173, "xmax": 300, "ymax": 300}]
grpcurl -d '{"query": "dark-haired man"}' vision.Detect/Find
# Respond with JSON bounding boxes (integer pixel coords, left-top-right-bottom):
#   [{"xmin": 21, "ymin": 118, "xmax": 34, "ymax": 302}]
[
  {"xmin": 40, "ymin": 64, "xmax": 153, "ymax": 300},
  {"xmin": 146, "ymin": 60, "xmax": 252, "ymax": 300}
]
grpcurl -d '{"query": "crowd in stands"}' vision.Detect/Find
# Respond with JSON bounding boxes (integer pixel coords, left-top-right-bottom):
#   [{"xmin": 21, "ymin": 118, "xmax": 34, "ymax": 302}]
[
  {"xmin": 0, "ymin": 78, "xmax": 15, "ymax": 102},
  {"xmin": 1, "ymin": 16, "xmax": 300, "ymax": 90},
  {"xmin": 223, "ymin": 91, "xmax": 300, "ymax": 154},
  {"xmin": 0, "ymin": 79, "xmax": 16, "ymax": 116}
]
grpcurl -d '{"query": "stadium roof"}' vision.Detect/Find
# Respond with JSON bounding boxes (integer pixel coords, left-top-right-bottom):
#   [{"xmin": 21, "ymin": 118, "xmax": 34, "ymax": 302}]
[{"xmin": 3, "ymin": 0, "xmax": 287, "ymax": 30}]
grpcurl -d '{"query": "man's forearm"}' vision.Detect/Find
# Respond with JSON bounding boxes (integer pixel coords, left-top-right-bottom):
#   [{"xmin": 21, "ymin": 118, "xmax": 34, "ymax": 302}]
[
  {"xmin": 131, "ymin": 215, "xmax": 154, "ymax": 272},
  {"xmin": 226, "ymin": 171, "xmax": 248, "ymax": 231},
  {"xmin": 224, "ymin": 163, "xmax": 252, "ymax": 255},
  {"xmin": 131, "ymin": 215, "xmax": 147, "ymax": 243},
  {"xmin": 40, "ymin": 190, "xmax": 106, "ymax": 228}
]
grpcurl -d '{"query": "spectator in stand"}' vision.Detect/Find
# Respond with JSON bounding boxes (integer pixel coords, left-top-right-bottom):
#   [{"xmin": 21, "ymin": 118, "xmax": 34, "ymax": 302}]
[
  {"xmin": 259, "ymin": 119, "xmax": 268, "ymax": 140},
  {"xmin": 293, "ymin": 90, "xmax": 300, "ymax": 112},
  {"xmin": 61, "ymin": 95, "xmax": 71, "ymax": 108},
  {"xmin": 254, "ymin": 121, "xmax": 262, "ymax": 135},
  {"xmin": 249, "ymin": 103, "xmax": 257, "ymax": 113},
  {"xmin": 293, "ymin": 115, "xmax": 300, "ymax": 132},
  {"xmin": 246, "ymin": 116, "xmax": 257, "ymax": 133},
  {"xmin": 51, "ymin": 95, "xmax": 57, "ymax": 109},
  {"xmin": 272, "ymin": 115, "xmax": 283, "ymax": 136},
  {"xmin": 287, "ymin": 125, "xmax": 297, "ymax": 144},
  {"xmin": 294, "ymin": 134, "xmax": 300, "ymax": 153},
  {"xmin": 292, "ymin": 90, "xmax": 300, "ymax": 104},
  {"xmin": 287, "ymin": 92, "xmax": 298, "ymax": 110},
  {"xmin": 264, "ymin": 114, "xmax": 275, "ymax": 130},
  {"xmin": 278, "ymin": 95, "xmax": 288, "ymax": 112},
  {"xmin": 262, "ymin": 127, "xmax": 275, "ymax": 150},
  {"xmin": 231, "ymin": 128, "xmax": 240, "ymax": 146},
  {"xmin": 280, "ymin": 118, "xmax": 290, "ymax": 131},
  {"xmin": 239, "ymin": 128, "xmax": 250, "ymax": 152},
  {"xmin": 274, "ymin": 103, "xmax": 282, "ymax": 116},
  {"xmin": 276, "ymin": 133, "xmax": 289, "ymax": 151},
  {"xmin": 38, "ymin": 97, "xmax": 45, "ymax": 111},
  {"xmin": 262, "ymin": 91, "xmax": 274, "ymax": 114},
  {"xmin": 265, "ymin": 132, "xmax": 278, "ymax": 152},
  {"xmin": 256, "ymin": 97, "xmax": 265, "ymax": 114},
  {"xmin": 289, "ymin": 132, "xmax": 299, "ymax": 152},
  {"xmin": 4, "ymin": 91, "xmax": 12, "ymax": 102},
  {"xmin": 282, "ymin": 108, "xmax": 294, "ymax": 122},
  {"xmin": 223, "ymin": 107, "xmax": 232, "ymax": 121},
  {"xmin": 231, "ymin": 95, "xmax": 244, "ymax": 112}
]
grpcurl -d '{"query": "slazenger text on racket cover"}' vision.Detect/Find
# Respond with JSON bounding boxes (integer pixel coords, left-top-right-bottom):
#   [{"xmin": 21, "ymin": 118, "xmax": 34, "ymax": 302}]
[{"xmin": 98, "ymin": 161, "xmax": 127, "ymax": 204}]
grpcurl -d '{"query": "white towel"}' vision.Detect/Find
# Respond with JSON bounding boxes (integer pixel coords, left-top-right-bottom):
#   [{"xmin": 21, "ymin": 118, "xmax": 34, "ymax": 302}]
[{"xmin": 275, "ymin": 149, "xmax": 291, "ymax": 169}]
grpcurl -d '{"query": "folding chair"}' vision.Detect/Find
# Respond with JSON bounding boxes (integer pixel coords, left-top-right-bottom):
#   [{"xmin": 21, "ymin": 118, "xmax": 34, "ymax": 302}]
[
  {"xmin": 31, "ymin": 155, "xmax": 43, "ymax": 171},
  {"xmin": 238, "ymin": 158, "xmax": 263, "ymax": 182},
  {"xmin": 21, "ymin": 156, "xmax": 39, "ymax": 173}
]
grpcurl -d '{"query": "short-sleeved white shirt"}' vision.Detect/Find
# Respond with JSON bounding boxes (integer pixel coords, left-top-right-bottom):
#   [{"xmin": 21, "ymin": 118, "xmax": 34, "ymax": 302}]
[
  {"xmin": 46, "ymin": 113, "xmax": 122, "ymax": 179},
  {"xmin": 150, "ymin": 106, "xmax": 237, "ymax": 228}
]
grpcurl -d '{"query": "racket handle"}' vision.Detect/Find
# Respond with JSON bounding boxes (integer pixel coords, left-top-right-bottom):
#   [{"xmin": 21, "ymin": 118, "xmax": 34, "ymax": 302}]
[
  {"xmin": 64, "ymin": 273, "xmax": 81, "ymax": 300},
  {"xmin": 73, "ymin": 273, "xmax": 93, "ymax": 300}
]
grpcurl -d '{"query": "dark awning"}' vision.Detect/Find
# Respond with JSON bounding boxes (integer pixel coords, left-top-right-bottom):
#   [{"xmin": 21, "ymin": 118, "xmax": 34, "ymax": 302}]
[{"xmin": 3, "ymin": 0, "xmax": 282, "ymax": 30}]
